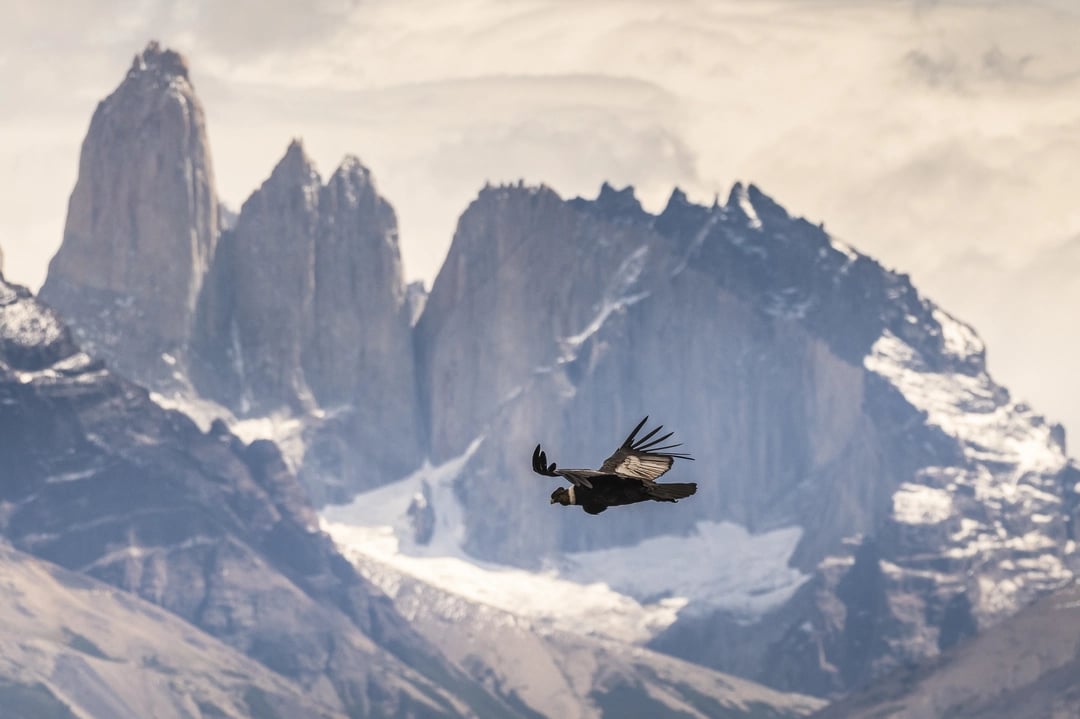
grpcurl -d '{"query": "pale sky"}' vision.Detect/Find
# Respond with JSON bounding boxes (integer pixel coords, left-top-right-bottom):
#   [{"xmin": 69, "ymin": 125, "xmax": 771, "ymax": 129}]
[{"xmin": 2, "ymin": 0, "xmax": 1079, "ymax": 445}]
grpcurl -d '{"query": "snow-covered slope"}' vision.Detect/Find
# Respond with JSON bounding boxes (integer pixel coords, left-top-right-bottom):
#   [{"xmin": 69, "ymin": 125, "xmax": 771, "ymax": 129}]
[
  {"xmin": 865, "ymin": 316, "xmax": 1073, "ymax": 622},
  {"xmin": 321, "ymin": 451, "xmax": 823, "ymax": 718},
  {"xmin": 323, "ymin": 443, "xmax": 807, "ymax": 644}
]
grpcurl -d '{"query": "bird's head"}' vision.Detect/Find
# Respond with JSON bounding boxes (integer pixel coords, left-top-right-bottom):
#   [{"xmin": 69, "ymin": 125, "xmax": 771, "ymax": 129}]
[{"xmin": 550, "ymin": 487, "xmax": 572, "ymax": 506}]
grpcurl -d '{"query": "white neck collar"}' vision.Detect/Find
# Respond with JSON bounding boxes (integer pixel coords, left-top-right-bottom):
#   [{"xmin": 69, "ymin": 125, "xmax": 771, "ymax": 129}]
[{"xmin": 568, "ymin": 485, "xmax": 577, "ymax": 505}]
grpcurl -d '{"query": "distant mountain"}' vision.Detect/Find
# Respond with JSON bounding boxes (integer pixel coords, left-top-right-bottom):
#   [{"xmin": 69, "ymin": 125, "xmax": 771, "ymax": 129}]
[
  {"xmin": 0, "ymin": 270, "xmax": 520, "ymax": 718},
  {"xmin": 40, "ymin": 43, "xmax": 421, "ymax": 500},
  {"xmin": 40, "ymin": 42, "xmax": 217, "ymax": 385},
  {"xmin": 414, "ymin": 180, "xmax": 1078, "ymax": 696},
  {"xmin": 812, "ymin": 579, "xmax": 1080, "ymax": 718},
  {"xmin": 191, "ymin": 140, "xmax": 421, "ymax": 502}
]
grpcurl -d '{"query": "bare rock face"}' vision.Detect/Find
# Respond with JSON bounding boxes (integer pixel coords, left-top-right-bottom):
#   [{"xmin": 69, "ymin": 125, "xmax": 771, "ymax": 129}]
[
  {"xmin": 415, "ymin": 183, "xmax": 914, "ymax": 564},
  {"xmin": 192, "ymin": 142, "xmax": 422, "ymax": 498},
  {"xmin": 415, "ymin": 181, "xmax": 1078, "ymax": 696},
  {"xmin": 193, "ymin": 140, "xmax": 319, "ymax": 414},
  {"xmin": 812, "ymin": 578, "xmax": 1080, "ymax": 719},
  {"xmin": 41, "ymin": 42, "xmax": 217, "ymax": 383}
]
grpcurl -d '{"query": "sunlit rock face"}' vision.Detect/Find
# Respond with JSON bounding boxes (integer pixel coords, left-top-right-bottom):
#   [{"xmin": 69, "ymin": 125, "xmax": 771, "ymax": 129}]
[
  {"xmin": 41, "ymin": 42, "xmax": 218, "ymax": 384},
  {"xmin": 415, "ymin": 180, "xmax": 1078, "ymax": 695}
]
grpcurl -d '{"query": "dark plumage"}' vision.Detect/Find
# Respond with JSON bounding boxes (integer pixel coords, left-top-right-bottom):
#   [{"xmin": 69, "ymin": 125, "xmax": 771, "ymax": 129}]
[{"xmin": 532, "ymin": 417, "xmax": 696, "ymax": 515}]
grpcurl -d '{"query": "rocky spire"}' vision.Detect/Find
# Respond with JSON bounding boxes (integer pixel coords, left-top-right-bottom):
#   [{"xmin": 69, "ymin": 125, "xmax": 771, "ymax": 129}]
[
  {"xmin": 40, "ymin": 41, "xmax": 218, "ymax": 382},
  {"xmin": 200, "ymin": 138, "xmax": 321, "ymax": 414},
  {"xmin": 192, "ymin": 145, "xmax": 421, "ymax": 498}
]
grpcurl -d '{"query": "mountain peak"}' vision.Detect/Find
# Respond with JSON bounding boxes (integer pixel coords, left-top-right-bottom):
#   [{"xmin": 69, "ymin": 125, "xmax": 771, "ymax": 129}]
[
  {"xmin": 597, "ymin": 181, "xmax": 642, "ymax": 210},
  {"xmin": 330, "ymin": 154, "xmax": 374, "ymax": 189},
  {"xmin": 40, "ymin": 41, "xmax": 218, "ymax": 383},
  {"xmin": 725, "ymin": 181, "xmax": 791, "ymax": 229},
  {"xmin": 129, "ymin": 40, "xmax": 189, "ymax": 81},
  {"xmin": 664, "ymin": 186, "xmax": 689, "ymax": 210},
  {"xmin": 268, "ymin": 139, "xmax": 320, "ymax": 188}
]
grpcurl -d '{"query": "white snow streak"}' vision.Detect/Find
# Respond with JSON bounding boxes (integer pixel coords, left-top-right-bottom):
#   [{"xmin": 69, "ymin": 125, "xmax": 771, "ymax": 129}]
[
  {"xmin": 933, "ymin": 307, "xmax": 984, "ymax": 362},
  {"xmin": 892, "ymin": 483, "xmax": 953, "ymax": 525}
]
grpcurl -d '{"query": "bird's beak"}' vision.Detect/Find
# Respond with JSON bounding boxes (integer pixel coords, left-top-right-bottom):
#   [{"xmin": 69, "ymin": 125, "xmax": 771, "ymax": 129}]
[{"xmin": 550, "ymin": 497, "xmax": 557, "ymax": 504}]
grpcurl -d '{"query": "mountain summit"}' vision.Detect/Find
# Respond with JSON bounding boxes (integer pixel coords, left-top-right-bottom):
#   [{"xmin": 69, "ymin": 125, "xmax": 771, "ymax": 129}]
[{"xmin": 41, "ymin": 41, "xmax": 218, "ymax": 382}]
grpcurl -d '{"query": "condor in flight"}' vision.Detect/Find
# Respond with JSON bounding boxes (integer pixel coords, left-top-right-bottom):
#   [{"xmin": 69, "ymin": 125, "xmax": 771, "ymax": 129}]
[{"xmin": 532, "ymin": 417, "xmax": 696, "ymax": 515}]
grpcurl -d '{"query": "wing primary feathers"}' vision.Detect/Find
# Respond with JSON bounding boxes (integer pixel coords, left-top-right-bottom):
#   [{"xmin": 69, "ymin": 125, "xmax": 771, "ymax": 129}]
[
  {"xmin": 636, "ymin": 432, "xmax": 674, "ymax": 450},
  {"xmin": 634, "ymin": 424, "xmax": 664, "ymax": 446},
  {"xmin": 532, "ymin": 444, "xmax": 562, "ymax": 477},
  {"xmin": 622, "ymin": 416, "xmax": 649, "ymax": 447},
  {"xmin": 642, "ymin": 442, "xmax": 682, "ymax": 452}
]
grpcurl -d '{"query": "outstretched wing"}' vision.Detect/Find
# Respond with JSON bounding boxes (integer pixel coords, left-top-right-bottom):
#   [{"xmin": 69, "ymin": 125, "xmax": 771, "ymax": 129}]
[
  {"xmin": 598, "ymin": 416, "xmax": 693, "ymax": 482},
  {"xmin": 532, "ymin": 444, "xmax": 597, "ymax": 488}
]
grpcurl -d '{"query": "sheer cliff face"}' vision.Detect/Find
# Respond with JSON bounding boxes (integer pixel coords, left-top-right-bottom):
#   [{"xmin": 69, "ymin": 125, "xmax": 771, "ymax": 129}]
[
  {"xmin": 0, "ymin": 274, "xmax": 516, "ymax": 718},
  {"xmin": 416, "ymin": 182, "xmax": 1078, "ymax": 694},
  {"xmin": 194, "ymin": 140, "xmax": 320, "ymax": 414},
  {"xmin": 416, "ymin": 184, "xmax": 917, "ymax": 564},
  {"xmin": 41, "ymin": 42, "xmax": 217, "ymax": 379},
  {"xmin": 192, "ymin": 142, "xmax": 421, "ymax": 498}
]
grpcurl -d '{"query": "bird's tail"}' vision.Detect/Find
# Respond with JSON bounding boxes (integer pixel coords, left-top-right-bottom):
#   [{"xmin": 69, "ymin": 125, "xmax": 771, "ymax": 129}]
[{"xmin": 647, "ymin": 483, "xmax": 697, "ymax": 502}]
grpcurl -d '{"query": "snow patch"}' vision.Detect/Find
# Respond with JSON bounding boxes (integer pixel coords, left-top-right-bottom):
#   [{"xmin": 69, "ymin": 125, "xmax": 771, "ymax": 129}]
[
  {"xmin": 323, "ymin": 441, "xmax": 806, "ymax": 642},
  {"xmin": 148, "ymin": 391, "xmax": 312, "ymax": 470},
  {"xmin": 933, "ymin": 307, "xmax": 984, "ymax": 362},
  {"xmin": 734, "ymin": 185, "xmax": 762, "ymax": 230},
  {"xmin": 829, "ymin": 236, "xmax": 859, "ymax": 262},
  {"xmin": 0, "ymin": 296, "xmax": 65, "ymax": 351},
  {"xmin": 892, "ymin": 483, "xmax": 953, "ymax": 525},
  {"xmin": 560, "ymin": 521, "xmax": 808, "ymax": 620}
]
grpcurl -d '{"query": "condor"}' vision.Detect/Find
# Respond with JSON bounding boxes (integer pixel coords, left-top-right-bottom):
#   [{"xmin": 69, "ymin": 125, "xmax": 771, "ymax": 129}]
[{"xmin": 532, "ymin": 417, "xmax": 696, "ymax": 515}]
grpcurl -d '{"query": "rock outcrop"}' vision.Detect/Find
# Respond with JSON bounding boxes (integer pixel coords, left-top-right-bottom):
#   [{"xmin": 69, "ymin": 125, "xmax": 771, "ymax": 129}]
[
  {"xmin": 812, "ymin": 577, "xmax": 1080, "ymax": 719},
  {"xmin": 41, "ymin": 42, "xmax": 217, "ymax": 384},
  {"xmin": 192, "ymin": 142, "xmax": 421, "ymax": 500},
  {"xmin": 0, "ymin": 274, "xmax": 520, "ymax": 718}
]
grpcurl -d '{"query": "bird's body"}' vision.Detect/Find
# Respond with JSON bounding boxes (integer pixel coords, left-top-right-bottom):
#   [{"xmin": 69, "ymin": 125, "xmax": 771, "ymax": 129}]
[{"xmin": 534, "ymin": 417, "xmax": 696, "ymax": 514}]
